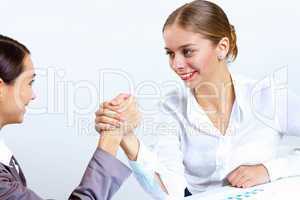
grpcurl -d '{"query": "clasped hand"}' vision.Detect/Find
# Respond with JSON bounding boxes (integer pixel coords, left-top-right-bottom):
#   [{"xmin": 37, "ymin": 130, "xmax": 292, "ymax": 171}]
[{"xmin": 95, "ymin": 93, "xmax": 141, "ymax": 142}]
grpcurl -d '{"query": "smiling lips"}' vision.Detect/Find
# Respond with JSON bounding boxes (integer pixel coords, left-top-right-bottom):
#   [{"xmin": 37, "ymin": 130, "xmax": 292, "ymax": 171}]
[{"xmin": 179, "ymin": 71, "xmax": 198, "ymax": 81}]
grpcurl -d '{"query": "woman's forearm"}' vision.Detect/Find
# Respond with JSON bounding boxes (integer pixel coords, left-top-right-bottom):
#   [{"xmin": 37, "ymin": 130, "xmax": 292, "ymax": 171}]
[
  {"xmin": 121, "ymin": 134, "xmax": 169, "ymax": 194},
  {"xmin": 98, "ymin": 133, "xmax": 122, "ymax": 156},
  {"xmin": 120, "ymin": 133, "xmax": 140, "ymax": 161}
]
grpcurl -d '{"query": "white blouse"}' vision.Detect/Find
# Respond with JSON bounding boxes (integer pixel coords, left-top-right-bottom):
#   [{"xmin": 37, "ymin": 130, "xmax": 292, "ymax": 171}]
[
  {"xmin": 0, "ymin": 139, "xmax": 13, "ymax": 167},
  {"xmin": 129, "ymin": 72, "xmax": 300, "ymax": 200}
]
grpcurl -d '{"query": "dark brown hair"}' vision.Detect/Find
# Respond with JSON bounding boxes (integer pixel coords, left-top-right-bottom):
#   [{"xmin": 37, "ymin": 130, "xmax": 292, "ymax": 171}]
[
  {"xmin": 163, "ymin": 0, "xmax": 238, "ymax": 61},
  {"xmin": 0, "ymin": 35, "xmax": 30, "ymax": 84}
]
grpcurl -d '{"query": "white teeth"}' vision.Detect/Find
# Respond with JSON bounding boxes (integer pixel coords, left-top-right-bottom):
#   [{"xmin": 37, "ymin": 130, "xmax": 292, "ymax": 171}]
[{"xmin": 181, "ymin": 72, "xmax": 194, "ymax": 79}]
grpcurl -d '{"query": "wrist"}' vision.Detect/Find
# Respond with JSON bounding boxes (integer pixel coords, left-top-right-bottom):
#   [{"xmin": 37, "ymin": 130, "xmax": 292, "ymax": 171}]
[
  {"xmin": 98, "ymin": 134, "xmax": 122, "ymax": 156},
  {"xmin": 120, "ymin": 134, "xmax": 139, "ymax": 161}
]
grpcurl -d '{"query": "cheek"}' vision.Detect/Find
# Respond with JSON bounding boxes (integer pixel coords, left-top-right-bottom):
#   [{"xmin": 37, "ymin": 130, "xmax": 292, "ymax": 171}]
[
  {"xmin": 20, "ymin": 89, "xmax": 31, "ymax": 102},
  {"xmin": 4, "ymin": 89, "xmax": 22, "ymax": 113},
  {"xmin": 195, "ymin": 50, "xmax": 216, "ymax": 72},
  {"xmin": 14, "ymin": 85, "xmax": 30, "ymax": 105}
]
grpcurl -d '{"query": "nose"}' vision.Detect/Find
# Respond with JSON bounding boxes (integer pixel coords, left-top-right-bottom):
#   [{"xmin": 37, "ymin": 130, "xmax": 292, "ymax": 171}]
[{"xmin": 171, "ymin": 54, "xmax": 185, "ymax": 70}]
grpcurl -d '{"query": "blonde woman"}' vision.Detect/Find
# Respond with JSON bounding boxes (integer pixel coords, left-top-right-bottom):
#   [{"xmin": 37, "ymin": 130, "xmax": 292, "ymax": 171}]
[{"xmin": 96, "ymin": 0, "xmax": 300, "ymax": 199}]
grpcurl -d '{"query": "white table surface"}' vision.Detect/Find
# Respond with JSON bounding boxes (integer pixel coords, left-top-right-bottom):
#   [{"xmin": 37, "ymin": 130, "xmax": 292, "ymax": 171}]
[{"xmin": 185, "ymin": 176, "xmax": 300, "ymax": 200}]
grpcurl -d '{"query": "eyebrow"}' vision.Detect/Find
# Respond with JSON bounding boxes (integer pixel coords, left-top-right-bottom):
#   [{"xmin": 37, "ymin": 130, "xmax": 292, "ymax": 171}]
[{"xmin": 164, "ymin": 43, "xmax": 197, "ymax": 51}]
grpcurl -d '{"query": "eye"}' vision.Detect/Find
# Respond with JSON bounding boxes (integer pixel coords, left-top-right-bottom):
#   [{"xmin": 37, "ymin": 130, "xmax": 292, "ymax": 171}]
[
  {"xmin": 29, "ymin": 79, "xmax": 35, "ymax": 86},
  {"xmin": 182, "ymin": 48, "xmax": 194, "ymax": 58},
  {"xmin": 165, "ymin": 50, "xmax": 175, "ymax": 59}
]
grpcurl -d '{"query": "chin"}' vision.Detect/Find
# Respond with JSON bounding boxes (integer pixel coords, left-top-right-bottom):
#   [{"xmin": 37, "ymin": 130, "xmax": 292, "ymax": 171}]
[
  {"xmin": 187, "ymin": 78, "xmax": 207, "ymax": 89},
  {"xmin": 18, "ymin": 115, "xmax": 25, "ymax": 123},
  {"xmin": 184, "ymin": 81, "xmax": 198, "ymax": 89},
  {"xmin": 10, "ymin": 118, "xmax": 24, "ymax": 125},
  {"xmin": 13, "ymin": 114, "xmax": 25, "ymax": 124},
  {"xmin": 184, "ymin": 83, "xmax": 194, "ymax": 89},
  {"xmin": 17, "ymin": 118, "xmax": 24, "ymax": 123}
]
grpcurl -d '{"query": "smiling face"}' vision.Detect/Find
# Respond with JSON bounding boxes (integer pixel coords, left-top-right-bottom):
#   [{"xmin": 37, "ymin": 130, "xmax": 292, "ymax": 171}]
[
  {"xmin": 163, "ymin": 24, "xmax": 225, "ymax": 89},
  {"xmin": 0, "ymin": 54, "xmax": 36, "ymax": 126}
]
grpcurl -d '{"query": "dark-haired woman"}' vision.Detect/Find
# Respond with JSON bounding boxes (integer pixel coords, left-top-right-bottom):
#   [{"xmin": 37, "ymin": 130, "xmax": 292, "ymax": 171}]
[
  {"xmin": 96, "ymin": 0, "xmax": 300, "ymax": 199},
  {"xmin": 0, "ymin": 35, "xmax": 131, "ymax": 199}
]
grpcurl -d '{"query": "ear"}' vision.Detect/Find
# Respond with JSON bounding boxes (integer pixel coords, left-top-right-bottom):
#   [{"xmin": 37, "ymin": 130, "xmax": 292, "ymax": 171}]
[
  {"xmin": 216, "ymin": 37, "xmax": 230, "ymax": 60},
  {"xmin": 0, "ymin": 78, "xmax": 6, "ymax": 100}
]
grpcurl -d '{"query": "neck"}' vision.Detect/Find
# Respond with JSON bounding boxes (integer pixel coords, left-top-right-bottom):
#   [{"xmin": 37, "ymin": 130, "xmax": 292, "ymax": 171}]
[{"xmin": 194, "ymin": 64, "xmax": 234, "ymax": 107}]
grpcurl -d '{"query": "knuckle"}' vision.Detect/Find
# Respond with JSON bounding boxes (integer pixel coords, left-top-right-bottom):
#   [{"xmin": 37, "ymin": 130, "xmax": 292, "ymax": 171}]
[
  {"xmin": 95, "ymin": 109, "xmax": 102, "ymax": 115},
  {"xmin": 103, "ymin": 101, "xmax": 110, "ymax": 107},
  {"xmin": 103, "ymin": 108, "xmax": 110, "ymax": 114},
  {"xmin": 99, "ymin": 116, "xmax": 106, "ymax": 122}
]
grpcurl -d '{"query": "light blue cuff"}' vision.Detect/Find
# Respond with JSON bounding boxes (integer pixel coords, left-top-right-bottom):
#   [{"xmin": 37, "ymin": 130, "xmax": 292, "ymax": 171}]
[{"xmin": 129, "ymin": 161, "xmax": 167, "ymax": 200}]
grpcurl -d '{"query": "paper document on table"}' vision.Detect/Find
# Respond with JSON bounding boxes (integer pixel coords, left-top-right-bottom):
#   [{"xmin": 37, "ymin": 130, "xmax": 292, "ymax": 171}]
[{"xmin": 185, "ymin": 176, "xmax": 300, "ymax": 200}]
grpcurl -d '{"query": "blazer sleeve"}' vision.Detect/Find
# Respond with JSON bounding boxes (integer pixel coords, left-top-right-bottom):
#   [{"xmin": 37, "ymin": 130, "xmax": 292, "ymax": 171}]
[
  {"xmin": 69, "ymin": 148, "xmax": 131, "ymax": 200},
  {"xmin": 0, "ymin": 148, "xmax": 131, "ymax": 200}
]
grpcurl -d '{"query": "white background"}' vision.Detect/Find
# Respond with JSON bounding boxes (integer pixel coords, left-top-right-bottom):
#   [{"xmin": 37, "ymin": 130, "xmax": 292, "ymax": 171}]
[{"xmin": 0, "ymin": 0, "xmax": 299, "ymax": 199}]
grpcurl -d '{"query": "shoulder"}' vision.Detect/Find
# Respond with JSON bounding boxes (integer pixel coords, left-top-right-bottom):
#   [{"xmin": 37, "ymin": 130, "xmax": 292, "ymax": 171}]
[
  {"xmin": 232, "ymin": 72, "xmax": 277, "ymax": 103},
  {"xmin": 160, "ymin": 88, "xmax": 188, "ymax": 116}
]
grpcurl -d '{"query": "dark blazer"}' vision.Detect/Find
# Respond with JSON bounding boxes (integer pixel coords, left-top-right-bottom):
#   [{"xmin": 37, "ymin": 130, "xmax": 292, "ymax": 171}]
[{"xmin": 0, "ymin": 148, "xmax": 131, "ymax": 200}]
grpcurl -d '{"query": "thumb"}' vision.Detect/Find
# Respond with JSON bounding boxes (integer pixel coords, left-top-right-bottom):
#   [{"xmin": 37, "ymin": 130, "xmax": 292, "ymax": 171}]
[
  {"xmin": 110, "ymin": 93, "xmax": 130, "ymax": 106},
  {"xmin": 118, "ymin": 95, "xmax": 136, "ymax": 112}
]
